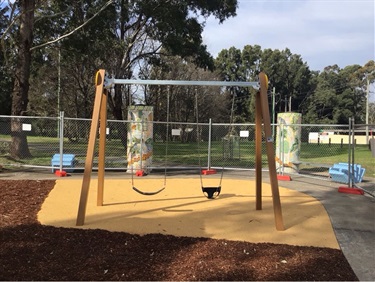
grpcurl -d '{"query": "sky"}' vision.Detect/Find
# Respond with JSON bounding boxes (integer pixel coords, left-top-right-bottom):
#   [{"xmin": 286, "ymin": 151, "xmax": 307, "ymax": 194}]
[{"xmin": 202, "ymin": 0, "xmax": 374, "ymax": 72}]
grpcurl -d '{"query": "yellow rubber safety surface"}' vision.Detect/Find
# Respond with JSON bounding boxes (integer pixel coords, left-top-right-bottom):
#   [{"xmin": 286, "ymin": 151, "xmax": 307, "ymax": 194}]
[{"xmin": 38, "ymin": 178, "xmax": 339, "ymax": 249}]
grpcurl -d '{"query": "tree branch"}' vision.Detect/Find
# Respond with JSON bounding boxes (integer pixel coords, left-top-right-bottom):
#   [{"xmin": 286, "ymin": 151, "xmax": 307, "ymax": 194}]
[
  {"xmin": 34, "ymin": 5, "xmax": 72, "ymax": 24},
  {"xmin": 30, "ymin": 0, "xmax": 114, "ymax": 51}
]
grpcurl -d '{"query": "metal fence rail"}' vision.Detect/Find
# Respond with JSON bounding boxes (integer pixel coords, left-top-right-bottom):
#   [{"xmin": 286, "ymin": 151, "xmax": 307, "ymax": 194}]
[{"xmin": 0, "ymin": 114, "xmax": 374, "ymax": 181}]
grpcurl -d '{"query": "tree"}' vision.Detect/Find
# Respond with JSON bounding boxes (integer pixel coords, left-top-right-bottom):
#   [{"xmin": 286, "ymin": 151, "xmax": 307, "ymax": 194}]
[
  {"xmin": 334, "ymin": 65, "xmax": 364, "ymax": 124},
  {"xmin": 215, "ymin": 47, "xmax": 255, "ymax": 122},
  {"xmin": 303, "ymin": 62, "xmax": 372, "ymax": 124},
  {"xmin": 2, "ymin": 0, "xmax": 239, "ymax": 156},
  {"xmin": 100, "ymin": 0, "xmax": 237, "ymax": 146},
  {"xmin": 214, "ymin": 45, "xmax": 312, "ymax": 123},
  {"xmin": 0, "ymin": 5, "xmax": 12, "ymax": 115},
  {"xmin": 241, "ymin": 44, "xmax": 262, "ymax": 80},
  {"xmin": 260, "ymin": 48, "xmax": 312, "ymax": 114},
  {"xmin": 147, "ymin": 55, "xmax": 229, "ymax": 143},
  {"xmin": 148, "ymin": 55, "xmax": 228, "ymax": 124},
  {"xmin": 39, "ymin": 0, "xmax": 237, "ymax": 145},
  {"xmin": 100, "ymin": 0, "xmax": 238, "ymax": 128},
  {"xmin": 28, "ymin": 0, "xmax": 118, "ymax": 119},
  {"xmin": 8, "ymin": 0, "xmax": 35, "ymax": 158},
  {"xmin": 353, "ymin": 60, "xmax": 375, "ymax": 124},
  {"xmin": 369, "ymin": 102, "xmax": 375, "ymax": 125}
]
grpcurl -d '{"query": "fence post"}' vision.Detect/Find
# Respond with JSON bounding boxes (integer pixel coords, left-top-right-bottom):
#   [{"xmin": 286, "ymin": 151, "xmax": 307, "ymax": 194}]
[
  {"xmin": 280, "ymin": 123, "xmax": 285, "ymax": 175},
  {"xmin": 351, "ymin": 119, "xmax": 355, "ymax": 184},
  {"xmin": 59, "ymin": 111, "xmax": 64, "ymax": 171},
  {"xmin": 207, "ymin": 118, "xmax": 212, "ymax": 170},
  {"xmin": 140, "ymin": 120, "xmax": 143, "ymax": 171},
  {"xmin": 347, "ymin": 118, "xmax": 352, "ymax": 187}
]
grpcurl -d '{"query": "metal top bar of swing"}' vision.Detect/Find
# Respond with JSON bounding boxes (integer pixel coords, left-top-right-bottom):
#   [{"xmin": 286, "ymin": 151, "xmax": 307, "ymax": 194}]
[{"xmin": 105, "ymin": 78, "xmax": 260, "ymax": 89}]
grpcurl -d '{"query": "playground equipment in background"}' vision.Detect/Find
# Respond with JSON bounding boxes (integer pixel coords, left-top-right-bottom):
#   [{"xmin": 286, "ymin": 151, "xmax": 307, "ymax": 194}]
[
  {"xmin": 127, "ymin": 105, "xmax": 154, "ymax": 176},
  {"xmin": 329, "ymin": 163, "xmax": 365, "ymax": 184},
  {"xmin": 75, "ymin": 69, "xmax": 284, "ymax": 231},
  {"xmin": 127, "ymin": 104, "xmax": 167, "ymax": 196},
  {"xmin": 51, "ymin": 154, "xmax": 76, "ymax": 173},
  {"xmin": 275, "ymin": 112, "xmax": 302, "ymax": 181},
  {"xmin": 337, "ymin": 118, "xmax": 365, "ymax": 195}
]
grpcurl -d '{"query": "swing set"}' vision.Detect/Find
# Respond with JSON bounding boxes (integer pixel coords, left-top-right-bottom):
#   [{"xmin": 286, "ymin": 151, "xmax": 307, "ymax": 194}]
[{"xmin": 76, "ymin": 69, "xmax": 284, "ymax": 231}]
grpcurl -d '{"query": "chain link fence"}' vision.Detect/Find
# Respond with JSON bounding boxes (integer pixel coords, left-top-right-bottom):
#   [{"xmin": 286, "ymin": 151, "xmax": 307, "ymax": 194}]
[{"xmin": 0, "ymin": 114, "xmax": 374, "ymax": 181}]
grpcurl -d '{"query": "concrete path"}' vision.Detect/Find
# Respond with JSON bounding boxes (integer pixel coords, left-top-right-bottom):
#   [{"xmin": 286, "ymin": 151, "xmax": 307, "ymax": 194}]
[{"xmin": 278, "ymin": 174, "xmax": 375, "ymax": 282}]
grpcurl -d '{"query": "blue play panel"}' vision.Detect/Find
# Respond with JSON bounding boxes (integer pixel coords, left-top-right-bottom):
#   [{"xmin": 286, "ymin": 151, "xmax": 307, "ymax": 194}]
[
  {"xmin": 329, "ymin": 163, "xmax": 365, "ymax": 184},
  {"xmin": 51, "ymin": 154, "xmax": 76, "ymax": 173}
]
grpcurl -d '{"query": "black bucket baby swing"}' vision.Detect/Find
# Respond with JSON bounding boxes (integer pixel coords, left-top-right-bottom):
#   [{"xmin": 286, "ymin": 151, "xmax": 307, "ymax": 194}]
[{"xmin": 193, "ymin": 87, "xmax": 238, "ymax": 199}]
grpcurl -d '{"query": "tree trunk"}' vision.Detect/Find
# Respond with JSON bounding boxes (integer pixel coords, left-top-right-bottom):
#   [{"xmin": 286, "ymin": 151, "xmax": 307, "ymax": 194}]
[{"xmin": 10, "ymin": 0, "xmax": 35, "ymax": 158}]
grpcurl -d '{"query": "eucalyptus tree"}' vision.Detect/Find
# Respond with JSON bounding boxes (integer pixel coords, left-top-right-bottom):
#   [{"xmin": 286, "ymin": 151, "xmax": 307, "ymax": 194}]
[
  {"xmin": 369, "ymin": 103, "xmax": 375, "ymax": 125},
  {"xmin": 100, "ymin": 0, "xmax": 237, "ymax": 122},
  {"xmin": 214, "ymin": 45, "xmax": 312, "ymax": 123},
  {"xmin": 215, "ymin": 47, "xmax": 254, "ymax": 123},
  {"xmin": 241, "ymin": 44, "xmax": 262, "ymax": 79},
  {"xmin": 0, "ymin": 0, "xmax": 97, "ymax": 157},
  {"xmin": 239, "ymin": 44, "xmax": 262, "ymax": 122},
  {"xmin": 260, "ymin": 48, "xmax": 312, "ymax": 114},
  {"xmin": 147, "ymin": 55, "xmax": 228, "ymax": 123},
  {"xmin": 38, "ymin": 0, "xmax": 237, "ymax": 145},
  {"xmin": 304, "ymin": 61, "xmax": 373, "ymax": 124},
  {"xmin": 303, "ymin": 65, "xmax": 340, "ymax": 124},
  {"xmin": 0, "ymin": 5, "xmax": 12, "ymax": 115},
  {"xmin": 147, "ymin": 54, "xmax": 229, "ymax": 143},
  {"xmin": 354, "ymin": 60, "xmax": 375, "ymax": 124},
  {"xmin": 0, "ymin": 0, "xmax": 35, "ymax": 158},
  {"xmin": 1, "ymin": 0, "xmax": 238, "ymax": 157},
  {"xmin": 0, "ymin": 53, "xmax": 12, "ymax": 115}
]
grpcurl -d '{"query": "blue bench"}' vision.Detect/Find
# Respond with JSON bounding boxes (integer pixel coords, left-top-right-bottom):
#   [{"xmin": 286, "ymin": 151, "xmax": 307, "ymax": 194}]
[
  {"xmin": 51, "ymin": 154, "xmax": 76, "ymax": 173},
  {"xmin": 329, "ymin": 163, "xmax": 365, "ymax": 184}
]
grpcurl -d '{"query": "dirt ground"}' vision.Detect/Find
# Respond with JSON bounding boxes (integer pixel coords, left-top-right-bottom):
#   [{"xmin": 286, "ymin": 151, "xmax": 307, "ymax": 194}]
[{"xmin": 0, "ymin": 179, "xmax": 358, "ymax": 281}]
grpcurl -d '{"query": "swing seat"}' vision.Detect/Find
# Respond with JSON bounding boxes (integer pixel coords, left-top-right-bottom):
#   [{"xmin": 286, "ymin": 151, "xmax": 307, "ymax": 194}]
[
  {"xmin": 132, "ymin": 186, "xmax": 165, "ymax": 196},
  {"xmin": 202, "ymin": 186, "xmax": 221, "ymax": 199}
]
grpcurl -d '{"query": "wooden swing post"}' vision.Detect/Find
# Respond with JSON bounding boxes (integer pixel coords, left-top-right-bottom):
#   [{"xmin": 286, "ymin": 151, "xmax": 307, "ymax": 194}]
[
  {"xmin": 257, "ymin": 72, "xmax": 284, "ymax": 231},
  {"xmin": 76, "ymin": 69, "xmax": 107, "ymax": 226}
]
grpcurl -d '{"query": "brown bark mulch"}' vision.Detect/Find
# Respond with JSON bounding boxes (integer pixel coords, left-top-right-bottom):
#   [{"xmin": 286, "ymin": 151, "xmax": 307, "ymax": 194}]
[{"xmin": 0, "ymin": 179, "xmax": 358, "ymax": 281}]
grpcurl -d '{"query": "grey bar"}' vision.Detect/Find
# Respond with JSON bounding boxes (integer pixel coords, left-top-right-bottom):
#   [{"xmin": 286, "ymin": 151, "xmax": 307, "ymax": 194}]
[{"xmin": 108, "ymin": 78, "xmax": 259, "ymax": 89}]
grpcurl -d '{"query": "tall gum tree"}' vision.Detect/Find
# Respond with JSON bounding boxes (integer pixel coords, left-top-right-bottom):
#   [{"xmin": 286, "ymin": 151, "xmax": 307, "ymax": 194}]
[
  {"xmin": 10, "ymin": 0, "xmax": 35, "ymax": 158},
  {"xmin": 3, "ymin": 0, "xmax": 238, "ymax": 156},
  {"xmin": 102, "ymin": 0, "xmax": 238, "ymax": 146}
]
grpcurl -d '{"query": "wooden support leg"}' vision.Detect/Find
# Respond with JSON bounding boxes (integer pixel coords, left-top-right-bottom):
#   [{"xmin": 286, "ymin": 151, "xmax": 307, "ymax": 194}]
[
  {"xmin": 76, "ymin": 69, "xmax": 106, "ymax": 226},
  {"xmin": 97, "ymin": 90, "xmax": 108, "ymax": 206},
  {"xmin": 259, "ymin": 72, "xmax": 284, "ymax": 231}
]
